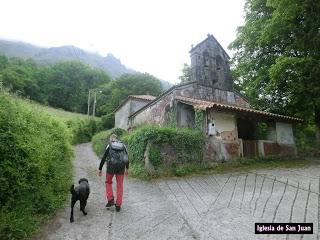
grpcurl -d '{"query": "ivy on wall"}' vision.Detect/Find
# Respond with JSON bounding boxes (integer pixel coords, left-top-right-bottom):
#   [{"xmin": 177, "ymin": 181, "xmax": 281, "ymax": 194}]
[
  {"xmin": 121, "ymin": 125, "xmax": 204, "ymax": 164},
  {"xmin": 166, "ymin": 104, "xmax": 177, "ymax": 128},
  {"xmin": 195, "ymin": 109, "xmax": 205, "ymax": 131}
]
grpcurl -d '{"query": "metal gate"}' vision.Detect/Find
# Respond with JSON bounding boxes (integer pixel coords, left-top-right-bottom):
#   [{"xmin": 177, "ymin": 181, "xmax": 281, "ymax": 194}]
[{"xmin": 242, "ymin": 140, "xmax": 259, "ymax": 157}]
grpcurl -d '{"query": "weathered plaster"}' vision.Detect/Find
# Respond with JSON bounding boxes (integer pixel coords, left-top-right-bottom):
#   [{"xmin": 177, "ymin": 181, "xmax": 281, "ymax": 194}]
[
  {"xmin": 267, "ymin": 122, "xmax": 277, "ymax": 141},
  {"xmin": 177, "ymin": 103, "xmax": 195, "ymax": 128},
  {"xmin": 175, "ymin": 84, "xmax": 249, "ymax": 108},
  {"xmin": 115, "ymin": 101, "xmax": 131, "ymax": 130},
  {"xmin": 130, "ymin": 94, "xmax": 172, "ymax": 127},
  {"xmin": 207, "ymin": 111, "xmax": 237, "ymax": 141},
  {"xmin": 263, "ymin": 142, "xmax": 297, "ymax": 156},
  {"xmin": 276, "ymin": 122, "xmax": 295, "ymax": 144},
  {"xmin": 190, "ymin": 35, "xmax": 233, "ymax": 91},
  {"xmin": 204, "ymin": 139, "xmax": 240, "ymax": 162},
  {"xmin": 115, "ymin": 99, "xmax": 152, "ymax": 130},
  {"xmin": 204, "ymin": 111, "xmax": 240, "ymax": 161}
]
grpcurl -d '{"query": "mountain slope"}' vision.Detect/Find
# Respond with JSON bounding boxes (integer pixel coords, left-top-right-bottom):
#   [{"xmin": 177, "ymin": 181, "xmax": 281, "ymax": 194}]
[
  {"xmin": 0, "ymin": 39, "xmax": 134, "ymax": 79},
  {"xmin": 0, "ymin": 39, "xmax": 173, "ymax": 89}
]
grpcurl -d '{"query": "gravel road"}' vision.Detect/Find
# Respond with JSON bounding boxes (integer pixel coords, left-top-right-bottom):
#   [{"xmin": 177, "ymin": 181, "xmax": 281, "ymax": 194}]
[{"xmin": 33, "ymin": 143, "xmax": 320, "ymax": 240}]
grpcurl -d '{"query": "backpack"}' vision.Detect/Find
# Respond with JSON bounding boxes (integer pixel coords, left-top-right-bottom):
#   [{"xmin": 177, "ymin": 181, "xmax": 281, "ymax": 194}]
[{"xmin": 108, "ymin": 141, "xmax": 128, "ymax": 170}]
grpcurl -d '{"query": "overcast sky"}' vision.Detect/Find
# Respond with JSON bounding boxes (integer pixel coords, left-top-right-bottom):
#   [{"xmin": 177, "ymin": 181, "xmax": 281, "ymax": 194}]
[{"xmin": 0, "ymin": 0, "xmax": 245, "ymax": 84}]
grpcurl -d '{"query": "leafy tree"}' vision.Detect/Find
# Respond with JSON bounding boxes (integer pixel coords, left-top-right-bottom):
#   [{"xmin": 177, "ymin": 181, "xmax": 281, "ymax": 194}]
[
  {"xmin": 178, "ymin": 63, "xmax": 192, "ymax": 83},
  {"xmin": 97, "ymin": 73, "xmax": 163, "ymax": 116},
  {"xmin": 229, "ymin": 0, "xmax": 320, "ymax": 146},
  {"xmin": 0, "ymin": 55, "xmax": 8, "ymax": 70},
  {"xmin": 44, "ymin": 61, "xmax": 111, "ymax": 113},
  {"xmin": 0, "ymin": 57, "xmax": 40, "ymax": 98}
]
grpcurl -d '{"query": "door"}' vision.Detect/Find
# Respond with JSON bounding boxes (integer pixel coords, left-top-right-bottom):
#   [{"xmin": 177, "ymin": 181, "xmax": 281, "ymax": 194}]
[{"xmin": 242, "ymin": 140, "xmax": 258, "ymax": 157}]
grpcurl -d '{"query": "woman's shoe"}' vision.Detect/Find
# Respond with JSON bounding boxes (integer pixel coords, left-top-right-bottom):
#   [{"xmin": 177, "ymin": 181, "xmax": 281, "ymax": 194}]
[
  {"xmin": 106, "ymin": 198, "xmax": 114, "ymax": 209},
  {"xmin": 115, "ymin": 205, "xmax": 121, "ymax": 212}
]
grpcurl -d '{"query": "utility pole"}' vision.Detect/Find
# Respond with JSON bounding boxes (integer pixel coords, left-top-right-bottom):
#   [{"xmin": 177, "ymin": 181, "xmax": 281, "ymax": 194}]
[
  {"xmin": 87, "ymin": 89, "xmax": 91, "ymax": 118},
  {"xmin": 93, "ymin": 90, "xmax": 97, "ymax": 118}
]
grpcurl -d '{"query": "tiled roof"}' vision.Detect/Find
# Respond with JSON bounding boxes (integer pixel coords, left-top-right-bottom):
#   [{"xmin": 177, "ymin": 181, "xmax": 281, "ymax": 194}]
[
  {"xmin": 129, "ymin": 81, "xmax": 197, "ymax": 118},
  {"xmin": 114, "ymin": 95, "xmax": 156, "ymax": 113},
  {"xmin": 176, "ymin": 96, "xmax": 303, "ymax": 122},
  {"xmin": 129, "ymin": 95, "xmax": 156, "ymax": 101}
]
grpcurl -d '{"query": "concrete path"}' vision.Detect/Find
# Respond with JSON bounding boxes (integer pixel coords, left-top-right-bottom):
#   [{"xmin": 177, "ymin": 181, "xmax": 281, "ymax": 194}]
[{"xmin": 34, "ymin": 143, "xmax": 320, "ymax": 240}]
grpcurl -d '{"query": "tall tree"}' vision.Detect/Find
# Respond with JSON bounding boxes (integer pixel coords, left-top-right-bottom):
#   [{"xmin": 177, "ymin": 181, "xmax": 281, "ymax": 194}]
[
  {"xmin": 178, "ymin": 63, "xmax": 192, "ymax": 83},
  {"xmin": 44, "ymin": 61, "xmax": 111, "ymax": 113},
  {"xmin": 97, "ymin": 73, "xmax": 163, "ymax": 116},
  {"xmin": 230, "ymin": 0, "xmax": 320, "ymax": 146}
]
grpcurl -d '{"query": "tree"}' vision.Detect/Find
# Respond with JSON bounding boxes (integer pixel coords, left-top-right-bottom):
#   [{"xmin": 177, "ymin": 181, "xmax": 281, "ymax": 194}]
[
  {"xmin": 0, "ymin": 57, "xmax": 40, "ymax": 98},
  {"xmin": 97, "ymin": 73, "xmax": 163, "ymax": 116},
  {"xmin": 178, "ymin": 63, "xmax": 192, "ymax": 83},
  {"xmin": 44, "ymin": 61, "xmax": 111, "ymax": 113},
  {"xmin": 229, "ymin": 0, "xmax": 320, "ymax": 146}
]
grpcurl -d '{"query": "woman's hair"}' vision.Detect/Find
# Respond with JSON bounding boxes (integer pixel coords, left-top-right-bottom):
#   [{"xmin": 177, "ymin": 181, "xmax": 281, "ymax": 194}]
[{"xmin": 109, "ymin": 133, "xmax": 118, "ymax": 142}]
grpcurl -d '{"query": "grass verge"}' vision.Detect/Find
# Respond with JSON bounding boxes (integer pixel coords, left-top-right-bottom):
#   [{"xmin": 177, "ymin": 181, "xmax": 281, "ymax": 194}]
[{"xmin": 128, "ymin": 156, "xmax": 318, "ymax": 180}]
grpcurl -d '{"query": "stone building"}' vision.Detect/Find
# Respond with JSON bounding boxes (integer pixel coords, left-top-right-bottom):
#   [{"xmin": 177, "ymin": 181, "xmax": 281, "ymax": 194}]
[
  {"xmin": 115, "ymin": 34, "xmax": 302, "ymax": 161},
  {"xmin": 114, "ymin": 95, "xmax": 156, "ymax": 130}
]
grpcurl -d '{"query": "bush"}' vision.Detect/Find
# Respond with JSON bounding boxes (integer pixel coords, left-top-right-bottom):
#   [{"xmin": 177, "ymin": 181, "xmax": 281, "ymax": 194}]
[
  {"xmin": 119, "ymin": 125, "xmax": 204, "ymax": 178},
  {"xmin": 293, "ymin": 123, "xmax": 318, "ymax": 156},
  {"xmin": 91, "ymin": 128, "xmax": 126, "ymax": 157},
  {"xmin": 122, "ymin": 125, "xmax": 204, "ymax": 165},
  {"xmin": 0, "ymin": 94, "xmax": 73, "ymax": 239},
  {"xmin": 66, "ymin": 118, "xmax": 103, "ymax": 144},
  {"xmin": 101, "ymin": 113, "xmax": 115, "ymax": 129}
]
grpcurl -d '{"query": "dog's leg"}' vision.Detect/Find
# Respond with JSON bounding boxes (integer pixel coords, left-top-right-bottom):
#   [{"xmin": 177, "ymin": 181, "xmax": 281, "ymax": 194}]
[
  {"xmin": 70, "ymin": 199, "xmax": 76, "ymax": 223},
  {"xmin": 80, "ymin": 200, "xmax": 87, "ymax": 215}
]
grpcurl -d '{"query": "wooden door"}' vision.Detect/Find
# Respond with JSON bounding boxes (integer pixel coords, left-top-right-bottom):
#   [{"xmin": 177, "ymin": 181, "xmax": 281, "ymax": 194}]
[{"xmin": 242, "ymin": 140, "xmax": 258, "ymax": 157}]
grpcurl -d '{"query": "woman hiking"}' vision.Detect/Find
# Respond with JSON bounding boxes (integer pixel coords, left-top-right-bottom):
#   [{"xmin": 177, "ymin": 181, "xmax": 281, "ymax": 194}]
[{"xmin": 98, "ymin": 134, "xmax": 129, "ymax": 212}]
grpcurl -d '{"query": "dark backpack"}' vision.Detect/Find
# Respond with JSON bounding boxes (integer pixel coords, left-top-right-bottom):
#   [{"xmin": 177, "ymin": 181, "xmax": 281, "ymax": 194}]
[{"xmin": 108, "ymin": 141, "xmax": 128, "ymax": 170}]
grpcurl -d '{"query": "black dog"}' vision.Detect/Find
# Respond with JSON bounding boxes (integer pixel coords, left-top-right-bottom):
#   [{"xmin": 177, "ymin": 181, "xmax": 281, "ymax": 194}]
[{"xmin": 70, "ymin": 178, "xmax": 90, "ymax": 223}]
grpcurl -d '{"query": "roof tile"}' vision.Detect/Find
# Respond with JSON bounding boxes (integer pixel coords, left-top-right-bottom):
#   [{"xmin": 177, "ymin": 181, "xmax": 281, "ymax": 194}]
[{"xmin": 176, "ymin": 96, "xmax": 303, "ymax": 122}]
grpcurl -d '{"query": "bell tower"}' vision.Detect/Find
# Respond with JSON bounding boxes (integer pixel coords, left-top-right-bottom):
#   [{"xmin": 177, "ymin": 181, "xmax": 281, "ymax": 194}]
[{"xmin": 190, "ymin": 34, "xmax": 233, "ymax": 91}]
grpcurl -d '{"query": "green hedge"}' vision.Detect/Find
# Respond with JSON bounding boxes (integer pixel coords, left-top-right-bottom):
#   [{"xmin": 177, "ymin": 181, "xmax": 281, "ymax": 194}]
[
  {"xmin": 293, "ymin": 123, "xmax": 318, "ymax": 156},
  {"xmin": 92, "ymin": 125, "xmax": 204, "ymax": 178},
  {"xmin": 123, "ymin": 125, "xmax": 204, "ymax": 178},
  {"xmin": 122, "ymin": 125, "xmax": 204, "ymax": 164},
  {"xmin": 0, "ymin": 94, "xmax": 73, "ymax": 239},
  {"xmin": 66, "ymin": 118, "xmax": 102, "ymax": 144},
  {"xmin": 91, "ymin": 128, "xmax": 126, "ymax": 158}
]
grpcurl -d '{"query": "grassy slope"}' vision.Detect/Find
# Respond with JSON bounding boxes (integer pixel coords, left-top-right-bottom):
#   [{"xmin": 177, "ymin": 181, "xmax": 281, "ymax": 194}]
[{"xmin": 14, "ymin": 97, "xmax": 91, "ymax": 122}]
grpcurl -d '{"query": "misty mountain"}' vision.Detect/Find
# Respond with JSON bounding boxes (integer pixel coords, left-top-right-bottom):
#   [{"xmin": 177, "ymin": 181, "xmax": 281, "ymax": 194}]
[{"xmin": 0, "ymin": 39, "xmax": 173, "ymax": 90}]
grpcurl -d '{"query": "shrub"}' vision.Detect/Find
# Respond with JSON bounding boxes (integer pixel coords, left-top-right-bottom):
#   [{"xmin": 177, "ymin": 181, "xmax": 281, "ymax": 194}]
[
  {"xmin": 149, "ymin": 146, "xmax": 163, "ymax": 167},
  {"xmin": 101, "ymin": 113, "xmax": 115, "ymax": 129},
  {"xmin": 117, "ymin": 125, "xmax": 204, "ymax": 178},
  {"xmin": 122, "ymin": 125, "xmax": 204, "ymax": 165},
  {"xmin": 66, "ymin": 118, "xmax": 102, "ymax": 144},
  {"xmin": 0, "ymin": 94, "xmax": 73, "ymax": 239},
  {"xmin": 293, "ymin": 123, "xmax": 318, "ymax": 156}
]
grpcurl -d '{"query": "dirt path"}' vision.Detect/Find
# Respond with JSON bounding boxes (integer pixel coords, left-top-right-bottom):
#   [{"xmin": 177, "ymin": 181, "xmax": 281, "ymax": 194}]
[{"xmin": 34, "ymin": 143, "xmax": 320, "ymax": 240}]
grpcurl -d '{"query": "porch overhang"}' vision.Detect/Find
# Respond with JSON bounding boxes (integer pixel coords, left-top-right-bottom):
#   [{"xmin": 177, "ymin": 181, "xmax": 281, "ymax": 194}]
[{"xmin": 175, "ymin": 96, "xmax": 303, "ymax": 123}]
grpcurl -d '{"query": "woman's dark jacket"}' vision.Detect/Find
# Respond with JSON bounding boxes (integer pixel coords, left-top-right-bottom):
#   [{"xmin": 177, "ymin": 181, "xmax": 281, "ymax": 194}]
[{"xmin": 98, "ymin": 143, "xmax": 129, "ymax": 174}]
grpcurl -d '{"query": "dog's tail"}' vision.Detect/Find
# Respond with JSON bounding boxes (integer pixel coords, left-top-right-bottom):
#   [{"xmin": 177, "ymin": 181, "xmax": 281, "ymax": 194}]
[{"xmin": 70, "ymin": 184, "xmax": 75, "ymax": 194}]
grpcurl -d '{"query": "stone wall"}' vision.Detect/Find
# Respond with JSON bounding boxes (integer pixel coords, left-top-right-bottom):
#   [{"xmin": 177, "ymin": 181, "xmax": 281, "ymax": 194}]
[
  {"xmin": 115, "ymin": 98, "xmax": 152, "ymax": 130},
  {"xmin": 115, "ymin": 100, "xmax": 131, "ymax": 130},
  {"xmin": 262, "ymin": 141, "xmax": 297, "ymax": 156},
  {"xmin": 190, "ymin": 35, "xmax": 233, "ymax": 91},
  {"xmin": 276, "ymin": 122, "xmax": 295, "ymax": 144},
  {"xmin": 131, "ymin": 99, "xmax": 151, "ymax": 116},
  {"xmin": 175, "ymin": 83, "xmax": 249, "ymax": 108},
  {"xmin": 204, "ymin": 110, "xmax": 240, "ymax": 161},
  {"xmin": 204, "ymin": 139, "xmax": 240, "ymax": 162},
  {"xmin": 177, "ymin": 103, "xmax": 195, "ymax": 128},
  {"xmin": 130, "ymin": 94, "xmax": 172, "ymax": 127}
]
